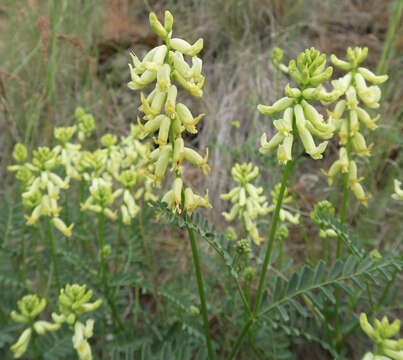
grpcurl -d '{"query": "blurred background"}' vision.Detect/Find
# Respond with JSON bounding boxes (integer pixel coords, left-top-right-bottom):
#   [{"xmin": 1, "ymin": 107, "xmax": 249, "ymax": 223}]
[{"xmin": 0, "ymin": 1, "xmax": 402, "ymax": 358}]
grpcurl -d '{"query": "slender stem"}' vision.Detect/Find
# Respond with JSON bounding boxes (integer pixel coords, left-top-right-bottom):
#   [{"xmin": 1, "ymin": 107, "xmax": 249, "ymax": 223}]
[
  {"xmin": 253, "ymin": 159, "xmax": 294, "ymax": 315},
  {"xmin": 335, "ymin": 111, "xmax": 352, "ymax": 343},
  {"xmin": 234, "ymin": 277, "xmax": 252, "ymax": 317},
  {"xmin": 21, "ymin": 232, "xmax": 27, "ymax": 283},
  {"xmin": 31, "ymin": 324, "xmax": 40, "ymax": 360},
  {"xmin": 226, "ymin": 319, "xmax": 254, "ymax": 360},
  {"xmin": 376, "ymin": 0, "xmax": 403, "ymax": 74},
  {"xmin": 31, "ymin": 226, "xmax": 43, "ymax": 289},
  {"xmin": 98, "ymin": 212, "xmax": 124, "ymax": 329},
  {"xmin": 137, "ymin": 210, "xmax": 165, "ymax": 319},
  {"xmin": 133, "ymin": 286, "xmax": 140, "ymax": 326},
  {"xmin": 46, "ymin": 216, "xmax": 60, "ymax": 289},
  {"xmin": 113, "ymin": 213, "xmax": 123, "ymax": 271},
  {"xmin": 186, "ymin": 223, "xmax": 215, "ymax": 360},
  {"xmin": 64, "ymin": 190, "xmax": 70, "ymax": 225}
]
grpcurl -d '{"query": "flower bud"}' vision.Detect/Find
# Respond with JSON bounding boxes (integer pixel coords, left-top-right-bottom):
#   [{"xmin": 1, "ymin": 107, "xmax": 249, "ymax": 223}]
[
  {"xmin": 34, "ymin": 320, "xmax": 60, "ymax": 335},
  {"xmin": 13, "ymin": 144, "xmax": 28, "ymax": 164},
  {"xmin": 154, "ymin": 115, "xmax": 171, "ymax": 146},
  {"xmin": 277, "ymin": 134, "xmax": 293, "ymax": 164},
  {"xmin": 352, "ymin": 132, "xmax": 373, "ymax": 157},
  {"xmin": 284, "ymin": 83, "xmax": 301, "ymax": 98},
  {"xmin": 183, "ymin": 147, "xmax": 210, "ymax": 175},
  {"xmin": 10, "ymin": 328, "xmax": 32, "ymax": 358},
  {"xmin": 157, "ymin": 64, "xmax": 171, "ymax": 91},
  {"xmin": 355, "ymin": 73, "xmax": 381, "ymax": 108},
  {"xmin": 330, "ymin": 54, "xmax": 352, "ymax": 70},
  {"xmin": 165, "ymin": 85, "xmax": 177, "ymax": 117},
  {"xmin": 164, "ymin": 10, "xmax": 174, "ymax": 33},
  {"xmin": 154, "ymin": 145, "xmax": 171, "ymax": 187},
  {"xmin": 309, "ymin": 66, "xmax": 333, "ymax": 85},
  {"xmin": 357, "ymin": 67, "xmax": 388, "ymax": 85},
  {"xmin": 355, "ymin": 107, "xmax": 379, "ymax": 130},
  {"xmin": 52, "ymin": 217, "xmax": 74, "ymax": 237},
  {"xmin": 173, "ymin": 177, "xmax": 183, "ymax": 211},
  {"xmin": 257, "ymin": 97, "xmax": 294, "ymax": 115},
  {"xmin": 149, "ymin": 12, "xmax": 168, "ymax": 39},
  {"xmin": 170, "ymin": 38, "xmax": 203, "ymax": 56},
  {"xmin": 173, "ymin": 137, "xmax": 185, "ymax": 168},
  {"xmin": 259, "ymin": 132, "xmax": 285, "ymax": 154}
]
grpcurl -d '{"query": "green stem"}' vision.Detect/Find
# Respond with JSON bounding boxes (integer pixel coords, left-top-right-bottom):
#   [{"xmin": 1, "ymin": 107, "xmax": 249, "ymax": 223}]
[
  {"xmin": 133, "ymin": 286, "xmax": 140, "ymax": 326},
  {"xmin": 226, "ymin": 319, "xmax": 254, "ymax": 360},
  {"xmin": 21, "ymin": 232, "xmax": 27, "ymax": 283},
  {"xmin": 46, "ymin": 217, "xmax": 60, "ymax": 289},
  {"xmin": 31, "ymin": 227, "xmax": 43, "ymax": 290},
  {"xmin": 376, "ymin": 0, "xmax": 403, "ymax": 74},
  {"xmin": 334, "ymin": 111, "xmax": 352, "ymax": 344},
  {"xmin": 98, "ymin": 212, "xmax": 124, "ymax": 330},
  {"xmin": 114, "ymin": 213, "xmax": 123, "ymax": 271},
  {"xmin": 31, "ymin": 324, "xmax": 40, "ymax": 360},
  {"xmin": 64, "ymin": 190, "xmax": 69, "ymax": 225},
  {"xmin": 186, "ymin": 223, "xmax": 215, "ymax": 360},
  {"xmin": 253, "ymin": 159, "xmax": 294, "ymax": 315}
]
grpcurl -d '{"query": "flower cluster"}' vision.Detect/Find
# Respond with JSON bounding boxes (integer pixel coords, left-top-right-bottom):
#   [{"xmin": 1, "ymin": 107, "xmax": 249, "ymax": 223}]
[
  {"xmin": 9, "ymin": 109, "xmax": 158, "ymax": 230},
  {"xmin": 52, "ymin": 284, "xmax": 102, "ymax": 360},
  {"xmin": 9, "ymin": 144, "xmax": 74, "ymax": 236},
  {"xmin": 360, "ymin": 313, "xmax": 403, "ymax": 360},
  {"xmin": 259, "ymin": 47, "xmax": 340, "ymax": 163},
  {"xmin": 10, "ymin": 284, "xmax": 102, "ymax": 360},
  {"xmin": 322, "ymin": 47, "xmax": 388, "ymax": 206},
  {"xmin": 128, "ymin": 11, "xmax": 211, "ymax": 214},
  {"xmin": 10, "ymin": 295, "xmax": 60, "ymax": 358},
  {"xmin": 392, "ymin": 179, "xmax": 403, "ymax": 201},
  {"xmin": 221, "ymin": 163, "xmax": 269, "ymax": 245}
]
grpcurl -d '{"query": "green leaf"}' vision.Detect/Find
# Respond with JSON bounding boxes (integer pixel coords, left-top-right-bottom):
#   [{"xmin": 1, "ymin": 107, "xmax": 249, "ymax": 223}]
[
  {"xmin": 319, "ymin": 287, "xmax": 336, "ymax": 304},
  {"xmin": 286, "ymin": 273, "xmax": 299, "ymax": 295},
  {"xmin": 328, "ymin": 259, "xmax": 343, "ymax": 280},
  {"xmin": 342, "ymin": 255, "xmax": 357, "ymax": 275}
]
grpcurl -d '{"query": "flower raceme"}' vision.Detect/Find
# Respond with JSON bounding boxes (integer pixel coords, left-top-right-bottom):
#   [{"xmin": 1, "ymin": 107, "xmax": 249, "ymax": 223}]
[
  {"xmin": 10, "ymin": 295, "xmax": 60, "ymax": 359},
  {"xmin": 259, "ymin": 48, "xmax": 341, "ymax": 163},
  {"xmin": 360, "ymin": 313, "xmax": 403, "ymax": 360},
  {"xmin": 221, "ymin": 163, "xmax": 270, "ymax": 245},
  {"xmin": 128, "ymin": 11, "xmax": 211, "ymax": 214},
  {"xmin": 9, "ymin": 144, "xmax": 74, "ymax": 236},
  {"xmin": 322, "ymin": 47, "xmax": 388, "ymax": 206}
]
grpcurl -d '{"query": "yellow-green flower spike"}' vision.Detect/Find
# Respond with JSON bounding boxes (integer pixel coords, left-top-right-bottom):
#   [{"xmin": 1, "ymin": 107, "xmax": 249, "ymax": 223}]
[
  {"xmin": 258, "ymin": 47, "xmax": 339, "ymax": 163},
  {"xmin": 360, "ymin": 313, "xmax": 403, "ymax": 360},
  {"xmin": 128, "ymin": 11, "xmax": 210, "ymax": 214},
  {"xmin": 221, "ymin": 163, "xmax": 270, "ymax": 245}
]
